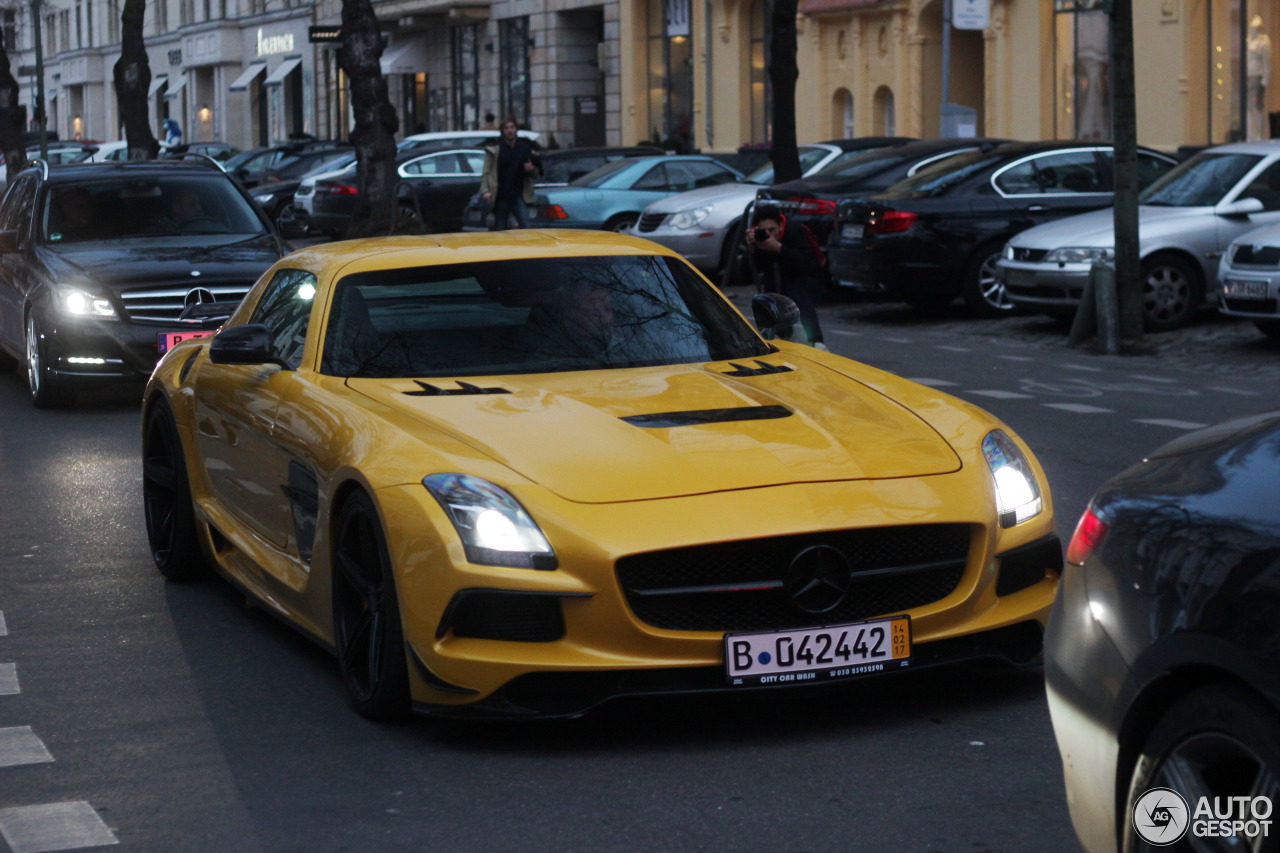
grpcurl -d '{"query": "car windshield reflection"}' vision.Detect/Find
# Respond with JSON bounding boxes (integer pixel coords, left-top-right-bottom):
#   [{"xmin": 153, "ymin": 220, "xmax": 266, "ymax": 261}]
[
  {"xmin": 321, "ymin": 255, "xmax": 771, "ymax": 378},
  {"xmin": 44, "ymin": 176, "xmax": 268, "ymax": 243},
  {"xmin": 1140, "ymin": 152, "xmax": 1264, "ymax": 207}
]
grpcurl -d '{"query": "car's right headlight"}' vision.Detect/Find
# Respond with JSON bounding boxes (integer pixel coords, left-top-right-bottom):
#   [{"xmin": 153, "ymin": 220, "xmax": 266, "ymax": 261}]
[
  {"xmin": 982, "ymin": 430, "xmax": 1043, "ymax": 528},
  {"xmin": 423, "ymin": 473, "xmax": 557, "ymax": 569},
  {"xmin": 668, "ymin": 206, "xmax": 713, "ymax": 229},
  {"xmin": 1043, "ymin": 247, "xmax": 1114, "ymax": 264},
  {"xmin": 55, "ymin": 284, "xmax": 117, "ymax": 320}
]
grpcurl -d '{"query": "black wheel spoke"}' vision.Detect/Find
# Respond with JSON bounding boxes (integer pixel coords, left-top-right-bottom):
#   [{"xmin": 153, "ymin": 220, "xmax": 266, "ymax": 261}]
[
  {"xmin": 335, "ymin": 550, "xmax": 374, "ymax": 603},
  {"xmin": 341, "ymin": 607, "xmax": 374, "ymax": 673},
  {"xmin": 143, "ymin": 459, "xmax": 176, "ymax": 491}
]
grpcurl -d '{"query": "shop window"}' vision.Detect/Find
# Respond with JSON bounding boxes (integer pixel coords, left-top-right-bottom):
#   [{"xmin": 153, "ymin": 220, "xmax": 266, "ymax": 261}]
[
  {"xmin": 646, "ymin": 0, "xmax": 694, "ymax": 151},
  {"xmin": 3, "ymin": 10, "xmax": 15, "ymax": 51},
  {"xmin": 500, "ymin": 17, "xmax": 531, "ymax": 127},
  {"xmin": 749, "ymin": 0, "xmax": 771, "ymax": 145},
  {"xmin": 873, "ymin": 86, "xmax": 894, "ymax": 136},
  {"xmin": 1053, "ymin": 2, "xmax": 1111, "ymax": 141},
  {"xmin": 452, "ymin": 23, "xmax": 482, "ymax": 130}
]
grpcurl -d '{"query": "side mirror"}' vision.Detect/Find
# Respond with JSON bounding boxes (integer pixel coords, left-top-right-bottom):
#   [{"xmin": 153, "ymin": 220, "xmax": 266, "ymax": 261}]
[
  {"xmin": 209, "ymin": 324, "xmax": 291, "ymax": 369},
  {"xmin": 1217, "ymin": 197, "xmax": 1266, "ymax": 217},
  {"xmin": 0, "ymin": 230, "xmax": 18, "ymax": 254},
  {"xmin": 751, "ymin": 293, "xmax": 805, "ymax": 342},
  {"xmin": 276, "ymin": 209, "xmax": 308, "ymax": 240}
]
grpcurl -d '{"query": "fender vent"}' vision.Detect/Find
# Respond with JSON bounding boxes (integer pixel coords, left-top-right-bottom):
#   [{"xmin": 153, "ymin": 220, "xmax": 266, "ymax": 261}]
[
  {"xmin": 720, "ymin": 361, "xmax": 795, "ymax": 377},
  {"xmin": 404, "ymin": 380, "xmax": 511, "ymax": 396},
  {"xmin": 621, "ymin": 405, "xmax": 792, "ymax": 429}
]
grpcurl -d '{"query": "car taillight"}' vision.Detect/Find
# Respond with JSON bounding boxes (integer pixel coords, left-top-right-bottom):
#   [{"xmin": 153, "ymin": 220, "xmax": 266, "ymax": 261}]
[
  {"xmin": 865, "ymin": 210, "xmax": 917, "ymax": 235},
  {"xmin": 1065, "ymin": 505, "xmax": 1109, "ymax": 566},
  {"xmin": 317, "ymin": 181, "xmax": 359, "ymax": 196},
  {"xmin": 540, "ymin": 204, "xmax": 568, "ymax": 220},
  {"xmin": 793, "ymin": 198, "xmax": 836, "ymax": 216}
]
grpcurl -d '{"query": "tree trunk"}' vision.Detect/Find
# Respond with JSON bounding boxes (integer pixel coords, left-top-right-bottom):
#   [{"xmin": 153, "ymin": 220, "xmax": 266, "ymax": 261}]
[
  {"xmin": 767, "ymin": 0, "xmax": 801, "ymax": 183},
  {"xmin": 0, "ymin": 46, "xmax": 27, "ymax": 182},
  {"xmin": 1111, "ymin": 0, "xmax": 1142, "ymax": 342},
  {"xmin": 338, "ymin": 0, "xmax": 399, "ymax": 238},
  {"xmin": 112, "ymin": 0, "xmax": 160, "ymax": 160}
]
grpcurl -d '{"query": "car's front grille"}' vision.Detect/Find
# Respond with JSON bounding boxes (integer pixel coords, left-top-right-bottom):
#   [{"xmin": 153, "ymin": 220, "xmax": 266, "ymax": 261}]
[
  {"xmin": 1231, "ymin": 244, "xmax": 1280, "ymax": 267},
  {"xmin": 1010, "ymin": 247, "xmax": 1048, "ymax": 262},
  {"xmin": 637, "ymin": 212, "xmax": 667, "ymax": 232},
  {"xmin": 120, "ymin": 284, "xmax": 252, "ymax": 324},
  {"xmin": 615, "ymin": 524, "xmax": 972, "ymax": 632}
]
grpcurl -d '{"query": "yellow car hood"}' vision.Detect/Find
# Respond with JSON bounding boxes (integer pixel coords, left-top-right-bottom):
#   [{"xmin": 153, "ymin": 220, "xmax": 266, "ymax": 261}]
[{"xmin": 348, "ymin": 361, "xmax": 961, "ymax": 503}]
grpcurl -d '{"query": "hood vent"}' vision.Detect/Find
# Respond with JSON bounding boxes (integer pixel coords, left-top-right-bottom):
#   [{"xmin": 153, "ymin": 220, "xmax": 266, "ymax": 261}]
[
  {"xmin": 620, "ymin": 405, "xmax": 792, "ymax": 429},
  {"xmin": 404, "ymin": 380, "xmax": 511, "ymax": 397},
  {"xmin": 721, "ymin": 361, "xmax": 795, "ymax": 377}
]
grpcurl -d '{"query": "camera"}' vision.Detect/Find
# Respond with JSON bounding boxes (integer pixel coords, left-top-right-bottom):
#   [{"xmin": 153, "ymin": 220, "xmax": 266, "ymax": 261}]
[{"xmin": 753, "ymin": 226, "xmax": 769, "ymax": 242}]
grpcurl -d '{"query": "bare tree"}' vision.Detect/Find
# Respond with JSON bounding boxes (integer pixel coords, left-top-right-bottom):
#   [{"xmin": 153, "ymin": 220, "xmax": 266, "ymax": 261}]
[
  {"xmin": 0, "ymin": 45, "xmax": 27, "ymax": 181},
  {"xmin": 337, "ymin": 0, "xmax": 398, "ymax": 237},
  {"xmin": 767, "ymin": 0, "xmax": 801, "ymax": 183},
  {"xmin": 112, "ymin": 0, "xmax": 159, "ymax": 160}
]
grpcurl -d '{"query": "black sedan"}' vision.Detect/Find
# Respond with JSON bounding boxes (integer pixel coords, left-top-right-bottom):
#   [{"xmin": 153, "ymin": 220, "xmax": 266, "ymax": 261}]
[
  {"xmin": 829, "ymin": 141, "xmax": 1179, "ymax": 315},
  {"xmin": 0, "ymin": 160, "xmax": 285, "ymax": 407},
  {"xmin": 1046, "ymin": 411, "xmax": 1280, "ymax": 853}
]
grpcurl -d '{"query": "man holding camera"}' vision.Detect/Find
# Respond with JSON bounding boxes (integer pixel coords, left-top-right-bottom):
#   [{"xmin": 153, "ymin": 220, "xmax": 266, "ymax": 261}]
[
  {"xmin": 481, "ymin": 118, "xmax": 541, "ymax": 231},
  {"xmin": 747, "ymin": 205, "xmax": 828, "ymax": 350}
]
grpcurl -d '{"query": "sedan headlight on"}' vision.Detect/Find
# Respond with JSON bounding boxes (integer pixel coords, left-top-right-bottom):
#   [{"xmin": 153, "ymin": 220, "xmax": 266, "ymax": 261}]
[
  {"xmin": 1043, "ymin": 247, "xmax": 1115, "ymax": 264},
  {"xmin": 423, "ymin": 473, "xmax": 557, "ymax": 569},
  {"xmin": 56, "ymin": 284, "xmax": 117, "ymax": 319},
  {"xmin": 668, "ymin": 206, "xmax": 713, "ymax": 230},
  {"xmin": 254, "ymin": 192, "xmax": 277, "ymax": 204},
  {"xmin": 982, "ymin": 430, "xmax": 1043, "ymax": 528}
]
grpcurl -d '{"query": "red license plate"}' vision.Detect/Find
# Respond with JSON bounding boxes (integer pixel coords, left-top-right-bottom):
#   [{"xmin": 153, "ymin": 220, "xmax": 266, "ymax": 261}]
[{"xmin": 157, "ymin": 330, "xmax": 216, "ymax": 354}]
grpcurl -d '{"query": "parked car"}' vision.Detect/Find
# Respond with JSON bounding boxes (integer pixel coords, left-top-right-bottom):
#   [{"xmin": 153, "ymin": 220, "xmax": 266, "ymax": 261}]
[
  {"xmin": 225, "ymin": 140, "xmax": 350, "ymax": 189},
  {"xmin": 637, "ymin": 137, "xmax": 911, "ymax": 275},
  {"xmin": 307, "ymin": 148, "xmax": 486, "ymax": 236},
  {"xmin": 398, "ymin": 129, "xmax": 540, "ymax": 154},
  {"xmin": 460, "ymin": 146, "xmax": 663, "ymax": 230},
  {"xmin": 161, "ymin": 141, "xmax": 240, "ymax": 164},
  {"xmin": 1046, "ymin": 410, "xmax": 1280, "ymax": 853},
  {"xmin": 1215, "ymin": 218, "xmax": 1280, "ymax": 341},
  {"xmin": 0, "ymin": 143, "xmax": 96, "ymax": 192},
  {"xmin": 1001, "ymin": 141, "xmax": 1280, "ymax": 331},
  {"xmin": 140, "ymin": 230, "xmax": 1061, "ymax": 720},
  {"xmin": 534, "ymin": 156, "xmax": 743, "ymax": 232},
  {"xmin": 250, "ymin": 149, "xmax": 357, "ymax": 223},
  {"xmin": 0, "ymin": 159, "xmax": 287, "ymax": 407},
  {"xmin": 834, "ymin": 141, "xmax": 1179, "ymax": 315}
]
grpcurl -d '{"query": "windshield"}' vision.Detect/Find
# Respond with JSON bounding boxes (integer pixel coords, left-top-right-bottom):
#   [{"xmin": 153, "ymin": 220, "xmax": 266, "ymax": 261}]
[
  {"xmin": 321, "ymin": 255, "xmax": 771, "ymax": 378},
  {"xmin": 744, "ymin": 147, "xmax": 830, "ymax": 184},
  {"xmin": 881, "ymin": 150, "xmax": 1003, "ymax": 196},
  {"xmin": 1139, "ymin": 152, "xmax": 1264, "ymax": 207},
  {"xmin": 569, "ymin": 159, "xmax": 639, "ymax": 188},
  {"xmin": 44, "ymin": 176, "xmax": 267, "ymax": 243}
]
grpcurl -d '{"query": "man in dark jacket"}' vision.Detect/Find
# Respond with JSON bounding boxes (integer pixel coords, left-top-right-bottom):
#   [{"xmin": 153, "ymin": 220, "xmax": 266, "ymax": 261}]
[
  {"xmin": 748, "ymin": 205, "xmax": 828, "ymax": 349},
  {"xmin": 480, "ymin": 118, "xmax": 540, "ymax": 230}
]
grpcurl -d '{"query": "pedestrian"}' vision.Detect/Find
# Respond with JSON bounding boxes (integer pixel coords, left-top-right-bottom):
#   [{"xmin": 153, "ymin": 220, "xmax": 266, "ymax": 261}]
[
  {"xmin": 162, "ymin": 117, "xmax": 183, "ymax": 147},
  {"xmin": 481, "ymin": 111, "xmax": 498, "ymax": 130},
  {"xmin": 747, "ymin": 204, "xmax": 828, "ymax": 350},
  {"xmin": 480, "ymin": 118, "xmax": 540, "ymax": 231}
]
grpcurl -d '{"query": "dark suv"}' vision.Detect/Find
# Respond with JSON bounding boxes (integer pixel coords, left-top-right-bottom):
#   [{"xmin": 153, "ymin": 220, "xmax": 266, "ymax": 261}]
[{"xmin": 0, "ymin": 159, "xmax": 286, "ymax": 407}]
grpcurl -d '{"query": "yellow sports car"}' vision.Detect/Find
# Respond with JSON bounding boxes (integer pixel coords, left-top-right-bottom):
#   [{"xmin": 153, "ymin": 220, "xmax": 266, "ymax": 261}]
[{"xmin": 141, "ymin": 230, "xmax": 1061, "ymax": 719}]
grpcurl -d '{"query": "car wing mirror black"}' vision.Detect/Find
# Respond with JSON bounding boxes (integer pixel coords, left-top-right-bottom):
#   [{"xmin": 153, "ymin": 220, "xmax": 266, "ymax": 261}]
[
  {"xmin": 751, "ymin": 293, "xmax": 804, "ymax": 341},
  {"xmin": 276, "ymin": 209, "xmax": 308, "ymax": 240},
  {"xmin": 0, "ymin": 230, "xmax": 18, "ymax": 254},
  {"xmin": 209, "ymin": 324, "xmax": 292, "ymax": 369}
]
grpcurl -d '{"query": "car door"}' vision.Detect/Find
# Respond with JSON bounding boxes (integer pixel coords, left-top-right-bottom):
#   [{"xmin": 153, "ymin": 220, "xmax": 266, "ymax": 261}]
[
  {"xmin": 405, "ymin": 151, "xmax": 484, "ymax": 231},
  {"xmin": 989, "ymin": 148, "xmax": 1113, "ymax": 232},
  {"xmin": 194, "ymin": 268, "xmax": 317, "ymax": 551},
  {"xmin": 0, "ymin": 176, "xmax": 39, "ymax": 353}
]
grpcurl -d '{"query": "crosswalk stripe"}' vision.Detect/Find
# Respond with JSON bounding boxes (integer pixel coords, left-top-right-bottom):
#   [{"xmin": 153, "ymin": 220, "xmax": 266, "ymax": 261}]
[
  {"xmin": 968, "ymin": 390, "xmax": 1035, "ymax": 399},
  {"xmin": 907, "ymin": 378, "xmax": 959, "ymax": 387},
  {"xmin": 1134, "ymin": 418, "xmax": 1209, "ymax": 430},
  {"xmin": 1206, "ymin": 386, "xmax": 1261, "ymax": 397},
  {"xmin": 0, "ymin": 802, "xmax": 119, "ymax": 853},
  {"xmin": 1042, "ymin": 403, "xmax": 1114, "ymax": 414},
  {"xmin": 1061, "ymin": 364, "xmax": 1104, "ymax": 372},
  {"xmin": 0, "ymin": 727, "xmax": 54, "ymax": 768},
  {"xmin": 0, "ymin": 664, "xmax": 17, "ymax": 696}
]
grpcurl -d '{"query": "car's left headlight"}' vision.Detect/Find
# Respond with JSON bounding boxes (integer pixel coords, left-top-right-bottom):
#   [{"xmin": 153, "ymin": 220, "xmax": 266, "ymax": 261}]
[
  {"xmin": 982, "ymin": 430, "xmax": 1043, "ymax": 528},
  {"xmin": 254, "ymin": 192, "xmax": 277, "ymax": 204},
  {"xmin": 423, "ymin": 473, "xmax": 557, "ymax": 569},
  {"xmin": 56, "ymin": 284, "xmax": 117, "ymax": 320},
  {"xmin": 668, "ymin": 206, "xmax": 713, "ymax": 229},
  {"xmin": 1043, "ymin": 247, "xmax": 1114, "ymax": 264}
]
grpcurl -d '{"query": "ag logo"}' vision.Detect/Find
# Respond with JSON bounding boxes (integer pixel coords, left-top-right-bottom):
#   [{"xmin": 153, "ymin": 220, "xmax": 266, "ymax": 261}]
[{"xmin": 1133, "ymin": 787, "xmax": 1190, "ymax": 845}]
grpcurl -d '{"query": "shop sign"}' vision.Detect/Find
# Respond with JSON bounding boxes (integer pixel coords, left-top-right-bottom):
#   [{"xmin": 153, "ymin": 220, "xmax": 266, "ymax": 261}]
[
  {"xmin": 952, "ymin": 0, "xmax": 989, "ymax": 30},
  {"xmin": 309, "ymin": 26, "xmax": 342, "ymax": 43},
  {"xmin": 665, "ymin": 0, "xmax": 690, "ymax": 38},
  {"xmin": 256, "ymin": 28, "xmax": 295, "ymax": 57}
]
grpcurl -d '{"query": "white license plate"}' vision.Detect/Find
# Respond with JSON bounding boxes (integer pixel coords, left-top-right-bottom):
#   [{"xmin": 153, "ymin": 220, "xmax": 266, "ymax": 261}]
[
  {"xmin": 1224, "ymin": 278, "xmax": 1270, "ymax": 299},
  {"xmin": 841, "ymin": 224, "xmax": 863, "ymax": 240},
  {"xmin": 157, "ymin": 329, "xmax": 216, "ymax": 354},
  {"xmin": 725, "ymin": 615, "xmax": 911, "ymax": 686}
]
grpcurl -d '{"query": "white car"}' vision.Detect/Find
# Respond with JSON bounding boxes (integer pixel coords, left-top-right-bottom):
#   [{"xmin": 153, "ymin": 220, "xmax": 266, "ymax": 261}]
[
  {"xmin": 1214, "ymin": 219, "xmax": 1280, "ymax": 341},
  {"xmin": 398, "ymin": 129, "xmax": 539, "ymax": 154}
]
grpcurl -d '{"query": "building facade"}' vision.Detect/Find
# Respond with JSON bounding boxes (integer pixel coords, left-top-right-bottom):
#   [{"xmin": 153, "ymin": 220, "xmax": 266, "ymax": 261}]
[{"xmin": 5, "ymin": 0, "xmax": 1280, "ymax": 156}]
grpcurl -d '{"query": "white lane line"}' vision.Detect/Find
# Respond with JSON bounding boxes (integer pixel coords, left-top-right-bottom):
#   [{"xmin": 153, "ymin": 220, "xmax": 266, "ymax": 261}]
[
  {"xmin": 1061, "ymin": 364, "xmax": 1104, "ymax": 372},
  {"xmin": 1135, "ymin": 418, "xmax": 1209, "ymax": 430},
  {"xmin": 0, "ymin": 610, "xmax": 7, "ymax": 637},
  {"xmin": 934, "ymin": 345, "xmax": 970, "ymax": 352},
  {"xmin": 997, "ymin": 355, "xmax": 1034, "ymax": 362},
  {"xmin": 0, "ymin": 803, "xmax": 119, "ymax": 853},
  {"xmin": 968, "ymin": 390, "xmax": 1036, "ymax": 400},
  {"xmin": 0, "ymin": 727, "xmax": 54, "ymax": 768},
  {"xmin": 907, "ymin": 378, "xmax": 959, "ymax": 387},
  {"xmin": 1207, "ymin": 386, "xmax": 1261, "ymax": 397},
  {"xmin": 0, "ymin": 663, "xmax": 17, "ymax": 696},
  {"xmin": 879, "ymin": 337, "xmax": 912, "ymax": 344},
  {"xmin": 829, "ymin": 330, "xmax": 862, "ymax": 337},
  {"xmin": 1129, "ymin": 374, "xmax": 1178, "ymax": 384},
  {"xmin": 1043, "ymin": 403, "xmax": 1115, "ymax": 414}
]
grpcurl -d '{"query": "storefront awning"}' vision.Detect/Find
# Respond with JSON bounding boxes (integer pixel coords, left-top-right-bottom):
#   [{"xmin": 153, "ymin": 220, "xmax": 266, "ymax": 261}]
[
  {"xmin": 228, "ymin": 62, "xmax": 268, "ymax": 93},
  {"xmin": 380, "ymin": 36, "xmax": 430, "ymax": 75},
  {"xmin": 146, "ymin": 74, "xmax": 168, "ymax": 99},
  {"xmin": 165, "ymin": 75, "xmax": 187, "ymax": 99},
  {"xmin": 263, "ymin": 56, "xmax": 302, "ymax": 87}
]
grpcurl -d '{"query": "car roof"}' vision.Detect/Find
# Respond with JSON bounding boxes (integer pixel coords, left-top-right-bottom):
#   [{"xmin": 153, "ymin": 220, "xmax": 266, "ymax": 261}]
[
  {"xmin": 1189, "ymin": 140, "xmax": 1280, "ymax": 156},
  {"xmin": 542, "ymin": 146, "xmax": 662, "ymax": 159},
  {"xmin": 397, "ymin": 146, "xmax": 485, "ymax": 165},
  {"xmin": 817, "ymin": 136, "xmax": 916, "ymax": 152},
  {"xmin": 36, "ymin": 159, "xmax": 234, "ymax": 182},
  {"xmin": 402, "ymin": 129, "xmax": 541, "ymax": 143}
]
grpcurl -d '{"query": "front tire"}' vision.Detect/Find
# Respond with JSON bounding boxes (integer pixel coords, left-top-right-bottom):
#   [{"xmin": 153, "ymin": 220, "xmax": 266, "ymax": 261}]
[
  {"xmin": 25, "ymin": 311, "xmax": 72, "ymax": 409},
  {"xmin": 332, "ymin": 491, "xmax": 410, "ymax": 720},
  {"xmin": 142, "ymin": 397, "xmax": 209, "ymax": 581},
  {"xmin": 604, "ymin": 213, "xmax": 639, "ymax": 233},
  {"xmin": 961, "ymin": 242, "xmax": 1015, "ymax": 317},
  {"xmin": 1140, "ymin": 254, "xmax": 1199, "ymax": 332},
  {"xmin": 1121, "ymin": 685, "xmax": 1280, "ymax": 853}
]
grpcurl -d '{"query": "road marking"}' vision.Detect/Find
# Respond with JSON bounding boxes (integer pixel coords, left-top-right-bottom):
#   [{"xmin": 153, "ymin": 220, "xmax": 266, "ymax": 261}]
[
  {"xmin": 1135, "ymin": 418, "xmax": 1209, "ymax": 430},
  {"xmin": 0, "ymin": 727, "xmax": 54, "ymax": 768},
  {"xmin": 1207, "ymin": 386, "xmax": 1261, "ymax": 397},
  {"xmin": 0, "ymin": 611, "xmax": 6, "ymax": 637},
  {"xmin": 968, "ymin": 390, "xmax": 1036, "ymax": 399},
  {"xmin": 0, "ymin": 664, "xmax": 17, "ymax": 696},
  {"xmin": 0, "ymin": 802, "xmax": 119, "ymax": 853},
  {"xmin": 1042, "ymin": 403, "xmax": 1115, "ymax": 414},
  {"xmin": 997, "ymin": 355, "xmax": 1034, "ymax": 362},
  {"xmin": 1061, "ymin": 364, "xmax": 1104, "ymax": 373},
  {"xmin": 907, "ymin": 378, "xmax": 959, "ymax": 387},
  {"xmin": 879, "ymin": 337, "xmax": 912, "ymax": 344},
  {"xmin": 829, "ymin": 330, "xmax": 862, "ymax": 337},
  {"xmin": 1129, "ymin": 374, "xmax": 1178, "ymax": 384},
  {"xmin": 934, "ymin": 345, "xmax": 970, "ymax": 352}
]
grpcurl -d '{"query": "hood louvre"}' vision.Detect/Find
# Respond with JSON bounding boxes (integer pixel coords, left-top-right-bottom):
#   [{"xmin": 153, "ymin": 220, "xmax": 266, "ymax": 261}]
[
  {"xmin": 404, "ymin": 380, "xmax": 511, "ymax": 397},
  {"xmin": 620, "ymin": 406, "xmax": 792, "ymax": 429}
]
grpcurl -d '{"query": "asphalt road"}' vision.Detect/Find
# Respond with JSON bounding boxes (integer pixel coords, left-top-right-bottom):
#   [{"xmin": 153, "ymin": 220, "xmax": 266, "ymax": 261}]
[{"xmin": 0, "ymin": 303, "xmax": 1276, "ymax": 853}]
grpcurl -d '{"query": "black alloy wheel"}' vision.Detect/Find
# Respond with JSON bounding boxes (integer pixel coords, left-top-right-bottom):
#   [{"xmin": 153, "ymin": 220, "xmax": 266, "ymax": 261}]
[
  {"xmin": 962, "ymin": 242, "xmax": 1016, "ymax": 317},
  {"xmin": 1122, "ymin": 685, "xmax": 1280, "ymax": 853},
  {"xmin": 1140, "ymin": 254, "xmax": 1199, "ymax": 332},
  {"xmin": 142, "ymin": 398, "xmax": 209, "ymax": 581},
  {"xmin": 604, "ymin": 213, "xmax": 639, "ymax": 233},
  {"xmin": 331, "ymin": 491, "xmax": 410, "ymax": 720},
  {"xmin": 25, "ymin": 311, "xmax": 72, "ymax": 408}
]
